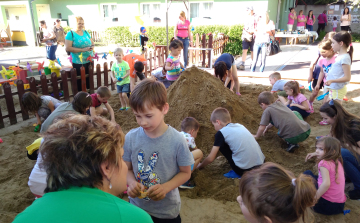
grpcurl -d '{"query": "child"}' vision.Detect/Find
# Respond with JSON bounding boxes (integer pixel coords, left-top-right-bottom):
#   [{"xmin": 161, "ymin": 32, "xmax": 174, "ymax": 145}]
[
  {"xmin": 304, "ymin": 137, "xmax": 346, "ymax": 215},
  {"xmin": 179, "ymin": 117, "xmax": 204, "ymax": 189},
  {"xmin": 123, "ymin": 52, "xmax": 147, "ymax": 92},
  {"xmin": 86, "ymin": 86, "xmax": 115, "ymax": 123},
  {"xmin": 123, "ymin": 79, "xmax": 193, "ymax": 223},
  {"xmin": 140, "ymin": 27, "xmax": 148, "ymax": 53},
  {"xmin": 238, "ymin": 162, "xmax": 316, "ymax": 223},
  {"xmin": 21, "ymin": 92, "xmax": 62, "ymax": 127},
  {"xmin": 214, "ymin": 53, "xmax": 237, "ymax": 93},
  {"xmin": 110, "ymin": 48, "xmax": 131, "ymax": 110},
  {"xmin": 165, "ymin": 39, "xmax": 184, "ymax": 84},
  {"xmin": 325, "ymin": 31, "xmax": 352, "ymax": 104},
  {"xmin": 332, "ymin": 17, "xmax": 339, "ymax": 32},
  {"xmin": 134, "ymin": 61, "xmax": 146, "ymax": 81},
  {"xmin": 254, "ymin": 92, "xmax": 311, "ymax": 152},
  {"xmin": 151, "ymin": 66, "xmax": 171, "ymax": 88},
  {"xmin": 197, "ymin": 107, "xmax": 265, "ymax": 178},
  {"xmin": 279, "ymin": 81, "xmax": 313, "ymax": 118},
  {"xmin": 269, "ymin": 72, "xmax": 305, "ymax": 98}
]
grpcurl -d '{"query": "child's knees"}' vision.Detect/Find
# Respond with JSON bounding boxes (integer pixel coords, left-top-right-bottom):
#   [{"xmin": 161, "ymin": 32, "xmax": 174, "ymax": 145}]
[{"xmin": 192, "ymin": 149, "xmax": 204, "ymax": 159}]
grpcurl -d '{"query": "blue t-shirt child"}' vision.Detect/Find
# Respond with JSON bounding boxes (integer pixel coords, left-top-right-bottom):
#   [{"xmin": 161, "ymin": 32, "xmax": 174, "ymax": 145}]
[
  {"xmin": 65, "ymin": 30, "xmax": 93, "ymax": 64},
  {"xmin": 111, "ymin": 61, "xmax": 130, "ymax": 86},
  {"xmin": 123, "ymin": 126, "xmax": 194, "ymax": 219}
]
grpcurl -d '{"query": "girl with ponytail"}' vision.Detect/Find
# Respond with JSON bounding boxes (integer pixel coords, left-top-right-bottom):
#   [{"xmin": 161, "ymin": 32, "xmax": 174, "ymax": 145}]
[{"xmin": 238, "ymin": 162, "xmax": 316, "ymax": 223}]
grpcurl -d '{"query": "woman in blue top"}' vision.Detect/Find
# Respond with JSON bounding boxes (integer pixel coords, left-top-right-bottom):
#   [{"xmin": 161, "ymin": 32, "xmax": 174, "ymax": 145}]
[{"xmin": 65, "ymin": 16, "xmax": 94, "ymax": 91}]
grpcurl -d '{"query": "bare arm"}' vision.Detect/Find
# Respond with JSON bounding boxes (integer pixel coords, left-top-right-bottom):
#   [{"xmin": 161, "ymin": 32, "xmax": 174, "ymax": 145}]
[
  {"xmin": 315, "ymin": 167, "xmax": 331, "ymax": 200},
  {"xmin": 290, "ymin": 100, "xmax": 309, "ymax": 111},
  {"xmin": 125, "ymin": 161, "xmax": 144, "ymax": 198},
  {"xmin": 35, "ymin": 112, "xmax": 41, "ymax": 125},
  {"xmin": 65, "ymin": 39, "xmax": 91, "ymax": 53},
  {"xmin": 122, "ymin": 70, "xmax": 130, "ymax": 79},
  {"xmin": 104, "ymin": 102, "xmax": 115, "ymax": 123},
  {"xmin": 197, "ymin": 146, "xmax": 220, "ymax": 169},
  {"xmin": 165, "ymin": 62, "xmax": 174, "ymax": 71},
  {"xmin": 325, "ymin": 64, "xmax": 351, "ymax": 85},
  {"xmin": 89, "ymin": 107, "xmax": 96, "ymax": 117},
  {"xmin": 174, "ymin": 25, "xmax": 178, "ymax": 39},
  {"xmin": 254, "ymin": 125, "xmax": 266, "ymax": 138},
  {"xmin": 188, "ymin": 25, "xmax": 193, "ymax": 46}
]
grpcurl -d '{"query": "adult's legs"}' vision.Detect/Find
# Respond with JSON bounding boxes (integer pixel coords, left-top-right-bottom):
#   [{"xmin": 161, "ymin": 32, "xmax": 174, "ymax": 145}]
[
  {"xmin": 259, "ymin": 44, "xmax": 267, "ymax": 72},
  {"xmin": 178, "ymin": 38, "xmax": 189, "ymax": 68},
  {"xmin": 250, "ymin": 43, "xmax": 261, "ymax": 72},
  {"xmin": 341, "ymin": 148, "xmax": 360, "ymax": 191}
]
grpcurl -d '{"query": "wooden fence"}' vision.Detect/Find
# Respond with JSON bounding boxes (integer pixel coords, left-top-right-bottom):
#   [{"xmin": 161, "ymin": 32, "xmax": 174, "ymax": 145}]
[{"xmin": 0, "ymin": 62, "xmax": 114, "ymax": 129}]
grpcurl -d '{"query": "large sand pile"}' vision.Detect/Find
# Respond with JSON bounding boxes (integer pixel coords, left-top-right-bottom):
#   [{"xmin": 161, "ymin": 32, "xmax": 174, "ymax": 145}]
[{"xmin": 1, "ymin": 66, "xmax": 359, "ymax": 222}]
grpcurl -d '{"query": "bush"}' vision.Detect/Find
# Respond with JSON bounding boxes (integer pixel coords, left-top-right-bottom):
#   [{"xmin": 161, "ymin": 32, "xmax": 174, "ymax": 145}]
[
  {"xmin": 352, "ymin": 32, "xmax": 360, "ymax": 43},
  {"xmin": 316, "ymin": 30, "xmax": 326, "ymax": 41},
  {"xmin": 101, "ymin": 24, "xmax": 244, "ymax": 55}
]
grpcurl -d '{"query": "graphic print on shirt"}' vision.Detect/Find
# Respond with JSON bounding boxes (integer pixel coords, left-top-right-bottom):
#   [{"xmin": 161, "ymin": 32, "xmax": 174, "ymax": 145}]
[
  {"xmin": 322, "ymin": 64, "xmax": 332, "ymax": 74},
  {"xmin": 136, "ymin": 150, "xmax": 161, "ymax": 201}
]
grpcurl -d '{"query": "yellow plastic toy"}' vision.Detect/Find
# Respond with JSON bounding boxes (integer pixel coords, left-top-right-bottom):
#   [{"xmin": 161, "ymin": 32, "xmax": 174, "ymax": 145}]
[
  {"xmin": 26, "ymin": 137, "xmax": 43, "ymax": 155},
  {"xmin": 109, "ymin": 51, "xmax": 113, "ymax": 57},
  {"xmin": 48, "ymin": 60, "xmax": 56, "ymax": 69},
  {"xmin": 0, "ymin": 66, "xmax": 14, "ymax": 79},
  {"xmin": 79, "ymin": 53, "xmax": 83, "ymax": 63}
]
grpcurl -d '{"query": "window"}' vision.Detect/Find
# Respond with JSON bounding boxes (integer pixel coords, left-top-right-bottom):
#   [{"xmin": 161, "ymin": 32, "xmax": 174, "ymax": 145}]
[
  {"xmin": 190, "ymin": 2, "xmax": 213, "ymax": 20},
  {"xmin": 102, "ymin": 4, "xmax": 118, "ymax": 22},
  {"xmin": 5, "ymin": 9, "xmax": 9, "ymax": 20},
  {"xmin": 57, "ymin": 13, "xmax": 62, "ymax": 19},
  {"xmin": 141, "ymin": 3, "xmax": 161, "ymax": 23}
]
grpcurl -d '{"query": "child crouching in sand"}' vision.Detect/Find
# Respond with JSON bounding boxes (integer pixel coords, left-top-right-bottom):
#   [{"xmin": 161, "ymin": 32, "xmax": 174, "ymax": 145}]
[
  {"xmin": 238, "ymin": 162, "xmax": 316, "ymax": 223},
  {"xmin": 197, "ymin": 107, "xmax": 265, "ymax": 178},
  {"xmin": 179, "ymin": 117, "xmax": 204, "ymax": 189},
  {"xmin": 254, "ymin": 91, "xmax": 311, "ymax": 152}
]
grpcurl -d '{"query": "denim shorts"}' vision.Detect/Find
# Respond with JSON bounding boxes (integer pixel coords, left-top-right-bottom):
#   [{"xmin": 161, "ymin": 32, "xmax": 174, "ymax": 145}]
[
  {"xmin": 117, "ymin": 83, "xmax": 130, "ymax": 93},
  {"xmin": 46, "ymin": 44, "xmax": 58, "ymax": 60}
]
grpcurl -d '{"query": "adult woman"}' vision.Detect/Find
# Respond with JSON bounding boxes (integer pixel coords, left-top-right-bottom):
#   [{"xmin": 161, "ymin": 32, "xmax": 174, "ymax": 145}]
[
  {"xmin": 319, "ymin": 100, "xmax": 360, "ymax": 200},
  {"xmin": 317, "ymin": 10, "xmax": 328, "ymax": 34},
  {"xmin": 287, "ymin": 8, "xmax": 296, "ymax": 31},
  {"xmin": 340, "ymin": 7, "xmax": 351, "ymax": 32},
  {"xmin": 251, "ymin": 12, "xmax": 275, "ymax": 73},
  {"xmin": 174, "ymin": 11, "xmax": 193, "ymax": 68},
  {"xmin": 306, "ymin": 10, "xmax": 316, "ymax": 31},
  {"xmin": 14, "ymin": 115, "xmax": 152, "ymax": 223},
  {"xmin": 297, "ymin": 10, "xmax": 306, "ymax": 30},
  {"xmin": 65, "ymin": 16, "xmax": 94, "ymax": 91},
  {"xmin": 40, "ymin": 20, "xmax": 57, "ymax": 62},
  {"xmin": 53, "ymin": 19, "xmax": 65, "ymax": 46}
]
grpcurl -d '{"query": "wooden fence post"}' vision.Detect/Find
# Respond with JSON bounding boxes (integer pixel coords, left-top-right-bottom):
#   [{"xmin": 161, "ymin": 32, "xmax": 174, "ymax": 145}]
[
  {"xmin": 16, "ymin": 80, "xmax": 29, "ymax": 121},
  {"xmin": 110, "ymin": 61, "xmax": 115, "ymax": 90},
  {"xmin": 103, "ymin": 62, "xmax": 109, "ymax": 87},
  {"xmin": 144, "ymin": 52, "xmax": 148, "ymax": 78},
  {"xmin": 96, "ymin": 64, "xmax": 101, "ymax": 88},
  {"xmin": 89, "ymin": 64, "xmax": 94, "ymax": 93},
  {"xmin": 40, "ymin": 75, "xmax": 49, "ymax": 95},
  {"xmin": 4, "ymin": 82, "xmax": 16, "ymax": 125},
  {"xmin": 202, "ymin": 33, "xmax": 206, "ymax": 67},
  {"xmin": 29, "ymin": 77, "xmax": 37, "ymax": 94},
  {"xmin": 208, "ymin": 34, "xmax": 213, "ymax": 68},
  {"xmin": 80, "ymin": 66, "xmax": 86, "ymax": 92},
  {"xmin": 149, "ymin": 51, "xmax": 153, "ymax": 76},
  {"xmin": 51, "ymin": 73, "xmax": 60, "ymax": 99},
  {"xmin": 61, "ymin": 71, "xmax": 70, "ymax": 101},
  {"xmin": 70, "ymin": 68, "xmax": 78, "ymax": 95},
  {"xmin": 0, "ymin": 98, "xmax": 3, "ymax": 128}
]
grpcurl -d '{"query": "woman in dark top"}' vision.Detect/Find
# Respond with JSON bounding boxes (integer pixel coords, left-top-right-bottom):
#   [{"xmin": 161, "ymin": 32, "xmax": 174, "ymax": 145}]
[
  {"xmin": 214, "ymin": 53, "xmax": 237, "ymax": 92},
  {"xmin": 319, "ymin": 100, "xmax": 360, "ymax": 200}
]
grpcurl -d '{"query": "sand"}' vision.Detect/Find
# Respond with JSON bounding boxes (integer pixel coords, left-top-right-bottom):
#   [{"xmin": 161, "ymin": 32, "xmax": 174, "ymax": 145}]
[{"xmin": 1, "ymin": 66, "xmax": 360, "ymax": 222}]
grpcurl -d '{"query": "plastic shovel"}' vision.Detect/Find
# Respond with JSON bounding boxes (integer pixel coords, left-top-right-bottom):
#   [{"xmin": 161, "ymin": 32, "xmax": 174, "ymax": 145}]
[{"xmin": 316, "ymin": 91, "xmax": 329, "ymax": 101}]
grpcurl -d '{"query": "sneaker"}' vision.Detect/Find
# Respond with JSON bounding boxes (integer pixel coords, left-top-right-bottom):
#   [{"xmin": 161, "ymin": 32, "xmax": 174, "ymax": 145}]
[
  {"xmin": 286, "ymin": 143, "xmax": 299, "ymax": 153},
  {"xmin": 236, "ymin": 92, "xmax": 241, "ymax": 96},
  {"xmin": 179, "ymin": 180, "xmax": 195, "ymax": 189},
  {"xmin": 249, "ymin": 63, "xmax": 252, "ymax": 69},
  {"xmin": 309, "ymin": 102, "xmax": 314, "ymax": 113},
  {"xmin": 349, "ymin": 189, "xmax": 360, "ymax": 200},
  {"xmin": 319, "ymin": 120, "xmax": 328, "ymax": 125},
  {"xmin": 238, "ymin": 64, "xmax": 245, "ymax": 70},
  {"xmin": 223, "ymin": 170, "xmax": 241, "ymax": 179},
  {"xmin": 119, "ymin": 107, "xmax": 126, "ymax": 111},
  {"xmin": 316, "ymin": 136, "xmax": 323, "ymax": 140},
  {"xmin": 125, "ymin": 107, "xmax": 131, "ymax": 110}
]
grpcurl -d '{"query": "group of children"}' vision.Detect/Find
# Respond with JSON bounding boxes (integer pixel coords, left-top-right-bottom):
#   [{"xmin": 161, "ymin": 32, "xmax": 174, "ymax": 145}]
[{"xmin": 21, "ymin": 31, "xmax": 356, "ymax": 223}]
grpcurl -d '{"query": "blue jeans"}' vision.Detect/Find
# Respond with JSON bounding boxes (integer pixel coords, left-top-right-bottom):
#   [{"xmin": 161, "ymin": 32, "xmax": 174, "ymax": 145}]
[
  {"xmin": 177, "ymin": 37, "xmax": 189, "ymax": 68},
  {"xmin": 306, "ymin": 24, "xmax": 313, "ymax": 31},
  {"xmin": 341, "ymin": 148, "xmax": 360, "ymax": 190},
  {"xmin": 251, "ymin": 43, "xmax": 267, "ymax": 72},
  {"xmin": 287, "ymin": 105, "xmax": 310, "ymax": 118}
]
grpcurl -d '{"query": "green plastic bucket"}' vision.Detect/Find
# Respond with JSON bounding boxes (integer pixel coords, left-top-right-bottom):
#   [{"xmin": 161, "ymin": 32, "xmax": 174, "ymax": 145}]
[{"xmin": 44, "ymin": 66, "xmax": 51, "ymax": 75}]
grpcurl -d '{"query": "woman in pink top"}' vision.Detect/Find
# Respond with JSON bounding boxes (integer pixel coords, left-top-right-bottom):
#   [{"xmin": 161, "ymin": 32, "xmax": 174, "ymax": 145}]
[
  {"xmin": 305, "ymin": 137, "xmax": 346, "ymax": 215},
  {"xmin": 317, "ymin": 10, "xmax": 328, "ymax": 34},
  {"xmin": 296, "ymin": 10, "xmax": 306, "ymax": 30},
  {"xmin": 306, "ymin": 10, "xmax": 316, "ymax": 31},
  {"xmin": 287, "ymin": 8, "xmax": 296, "ymax": 31},
  {"xmin": 174, "ymin": 11, "xmax": 193, "ymax": 68},
  {"xmin": 340, "ymin": 7, "xmax": 351, "ymax": 32}
]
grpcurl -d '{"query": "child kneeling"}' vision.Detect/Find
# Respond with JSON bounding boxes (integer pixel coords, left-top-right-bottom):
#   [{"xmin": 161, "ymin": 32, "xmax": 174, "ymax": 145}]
[
  {"xmin": 254, "ymin": 92, "xmax": 311, "ymax": 152},
  {"xmin": 86, "ymin": 86, "xmax": 115, "ymax": 123},
  {"xmin": 179, "ymin": 117, "xmax": 204, "ymax": 189},
  {"xmin": 198, "ymin": 107, "xmax": 265, "ymax": 177},
  {"xmin": 305, "ymin": 137, "xmax": 346, "ymax": 215}
]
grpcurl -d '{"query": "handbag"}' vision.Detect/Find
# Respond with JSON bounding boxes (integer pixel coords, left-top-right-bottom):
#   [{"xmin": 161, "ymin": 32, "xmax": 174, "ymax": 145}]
[{"xmin": 266, "ymin": 40, "xmax": 280, "ymax": 56}]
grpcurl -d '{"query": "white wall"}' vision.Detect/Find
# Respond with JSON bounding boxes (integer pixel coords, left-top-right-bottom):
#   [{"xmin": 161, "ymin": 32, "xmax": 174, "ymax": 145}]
[
  {"xmin": 36, "ymin": 4, "xmax": 51, "ymax": 22},
  {"xmin": 5, "ymin": 5, "xmax": 28, "ymax": 30}
]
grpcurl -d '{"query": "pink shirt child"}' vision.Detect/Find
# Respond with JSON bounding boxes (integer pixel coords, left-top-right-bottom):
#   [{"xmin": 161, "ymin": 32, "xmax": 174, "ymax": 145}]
[
  {"xmin": 318, "ymin": 160, "xmax": 346, "ymax": 203},
  {"xmin": 317, "ymin": 54, "xmax": 337, "ymax": 82},
  {"xmin": 177, "ymin": 20, "xmax": 190, "ymax": 38},
  {"xmin": 288, "ymin": 93, "xmax": 313, "ymax": 113},
  {"xmin": 307, "ymin": 15, "xmax": 315, "ymax": 25},
  {"xmin": 288, "ymin": 13, "xmax": 295, "ymax": 24},
  {"xmin": 297, "ymin": 15, "xmax": 306, "ymax": 26}
]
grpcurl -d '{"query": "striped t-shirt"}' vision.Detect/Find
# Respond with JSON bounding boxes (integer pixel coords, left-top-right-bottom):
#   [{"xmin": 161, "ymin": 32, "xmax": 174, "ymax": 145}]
[{"xmin": 166, "ymin": 55, "xmax": 181, "ymax": 81}]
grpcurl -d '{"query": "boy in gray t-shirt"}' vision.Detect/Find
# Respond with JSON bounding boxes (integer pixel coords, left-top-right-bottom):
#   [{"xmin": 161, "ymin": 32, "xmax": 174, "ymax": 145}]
[
  {"xmin": 269, "ymin": 72, "xmax": 305, "ymax": 97},
  {"xmin": 123, "ymin": 79, "xmax": 193, "ymax": 222},
  {"xmin": 254, "ymin": 92, "xmax": 311, "ymax": 152}
]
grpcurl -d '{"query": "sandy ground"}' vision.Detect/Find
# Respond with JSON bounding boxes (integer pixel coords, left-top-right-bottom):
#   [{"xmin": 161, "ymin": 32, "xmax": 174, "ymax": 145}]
[{"xmin": 1, "ymin": 67, "xmax": 360, "ymax": 222}]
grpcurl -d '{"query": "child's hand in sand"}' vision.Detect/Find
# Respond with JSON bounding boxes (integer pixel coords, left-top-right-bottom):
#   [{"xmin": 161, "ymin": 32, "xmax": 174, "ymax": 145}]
[
  {"xmin": 127, "ymin": 181, "xmax": 145, "ymax": 198},
  {"xmin": 147, "ymin": 184, "xmax": 168, "ymax": 201},
  {"xmin": 305, "ymin": 152, "xmax": 317, "ymax": 162}
]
